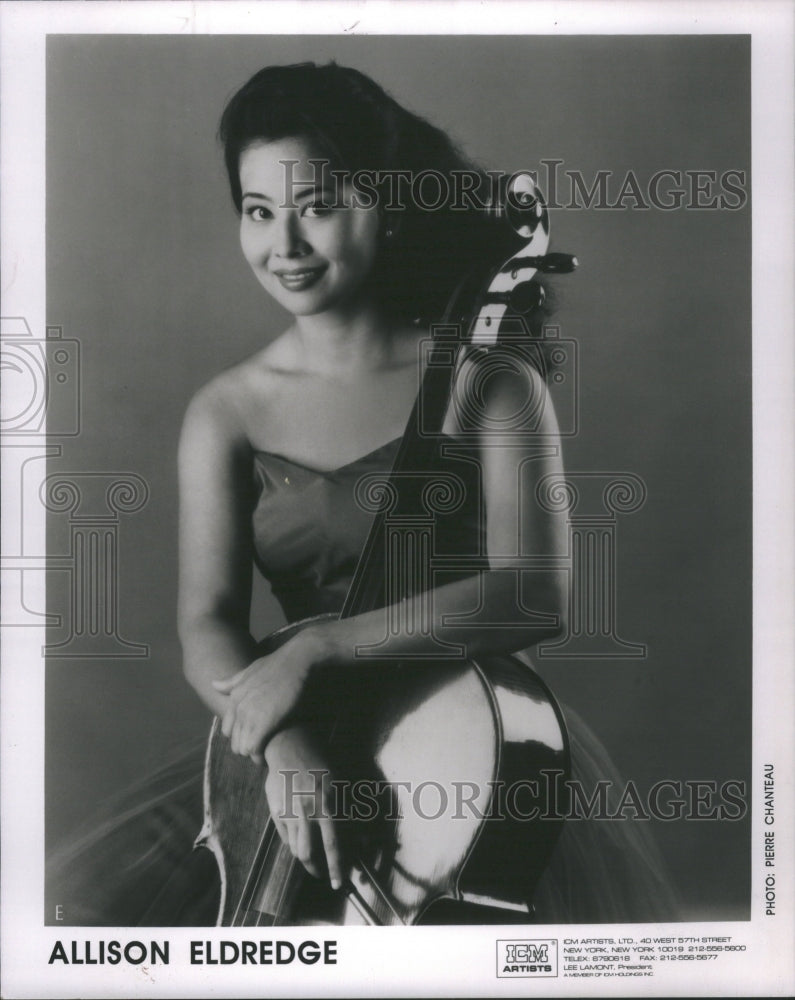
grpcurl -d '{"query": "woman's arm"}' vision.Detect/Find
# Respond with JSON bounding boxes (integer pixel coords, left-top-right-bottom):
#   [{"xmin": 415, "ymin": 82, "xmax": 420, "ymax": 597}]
[
  {"xmin": 179, "ymin": 377, "xmax": 346, "ymax": 885},
  {"xmin": 317, "ymin": 357, "xmax": 567, "ymax": 660},
  {"xmin": 177, "ymin": 377, "xmax": 258, "ymax": 717},
  {"xmin": 218, "ymin": 357, "xmax": 569, "ymax": 755}
]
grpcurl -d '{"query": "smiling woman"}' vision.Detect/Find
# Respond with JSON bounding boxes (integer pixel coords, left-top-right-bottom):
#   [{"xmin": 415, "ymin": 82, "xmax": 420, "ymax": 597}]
[{"xmin": 47, "ymin": 60, "xmax": 679, "ymax": 927}]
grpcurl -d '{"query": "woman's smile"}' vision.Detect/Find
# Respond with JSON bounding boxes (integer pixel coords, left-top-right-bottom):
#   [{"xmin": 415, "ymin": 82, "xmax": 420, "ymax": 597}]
[{"xmin": 271, "ymin": 263, "xmax": 329, "ymax": 292}]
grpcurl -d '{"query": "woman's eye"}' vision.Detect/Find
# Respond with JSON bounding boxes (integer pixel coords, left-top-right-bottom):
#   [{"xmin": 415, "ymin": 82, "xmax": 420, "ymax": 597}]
[
  {"xmin": 245, "ymin": 205, "xmax": 272, "ymax": 222},
  {"xmin": 302, "ymin": 203, "xmax": 333, "ymax": 219}
]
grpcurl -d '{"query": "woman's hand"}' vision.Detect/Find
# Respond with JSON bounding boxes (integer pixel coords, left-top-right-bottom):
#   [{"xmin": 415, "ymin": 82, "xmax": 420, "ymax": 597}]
[
  {"xmin": 212, "ymin": 629, "xmax": 330, "ymax": 763},
  {"xmin": 263, "ymin": 725, "xmax": 345, "ymax": 890}
]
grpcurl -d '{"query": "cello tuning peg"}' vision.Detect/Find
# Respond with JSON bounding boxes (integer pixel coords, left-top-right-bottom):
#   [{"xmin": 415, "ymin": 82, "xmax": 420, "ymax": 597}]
[
  {"xmin": 501, "ymin": 252, "xmax": 579, "ymax": 276},
  {"xmin": 484, "ymin": 280, "xmax": 545, "ymax": 314},
  {"xmin": 537, "ymin": 253, "xmax": 578, "ymax": 274},
  {"xmin": 508, "ymin": 280, "xmax": 545, "ymax": 315}
]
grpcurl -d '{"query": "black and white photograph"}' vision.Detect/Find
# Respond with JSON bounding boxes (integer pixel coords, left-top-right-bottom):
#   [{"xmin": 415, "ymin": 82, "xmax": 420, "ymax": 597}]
[{"xmin": 1, "ymin": 2, "xmax": 793, "ymax": 997}]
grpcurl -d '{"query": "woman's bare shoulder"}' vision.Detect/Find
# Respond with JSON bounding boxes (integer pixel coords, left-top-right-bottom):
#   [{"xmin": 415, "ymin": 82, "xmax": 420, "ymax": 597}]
[{"xmin": 182, "ymin": 335, "xmax": 294, "ymax": 446}]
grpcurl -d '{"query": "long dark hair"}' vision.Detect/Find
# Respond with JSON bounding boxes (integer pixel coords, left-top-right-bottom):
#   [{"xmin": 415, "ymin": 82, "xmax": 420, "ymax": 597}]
[{"xmin": 219, "ymin": 62, "xmax": 552, "ymax": 333}]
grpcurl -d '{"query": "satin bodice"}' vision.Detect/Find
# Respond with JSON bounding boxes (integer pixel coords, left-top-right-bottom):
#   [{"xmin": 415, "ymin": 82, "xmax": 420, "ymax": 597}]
[{"xmin": 251, "ymin": 437, "xmax": 484, "ymax": 623}]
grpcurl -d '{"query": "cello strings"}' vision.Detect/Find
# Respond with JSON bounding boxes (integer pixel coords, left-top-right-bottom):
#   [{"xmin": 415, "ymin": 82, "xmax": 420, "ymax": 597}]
[
  {"xmin": 231, "ymin": 817, "xmax": 280, "ymax": 925},
  {"xmin": 355, "ymin": 860, "xmax": 405, "ymax": 925},
  {"xmin": 269, "ymin": 846, "xmax": 301, "ymax": 925},
  {"xmin": 249, "ymin": 822, "xmax": 288, "ymax": 925}
]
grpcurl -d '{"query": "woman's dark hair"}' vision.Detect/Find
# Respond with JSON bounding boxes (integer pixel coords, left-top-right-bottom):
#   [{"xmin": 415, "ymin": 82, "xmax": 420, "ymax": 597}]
[{"xmin": 219, "ymin": 62, "xmax": 553, "ymax": 337}]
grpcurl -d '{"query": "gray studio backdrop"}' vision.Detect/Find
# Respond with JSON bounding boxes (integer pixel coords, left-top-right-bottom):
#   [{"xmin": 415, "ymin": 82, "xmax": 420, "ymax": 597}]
[{"xmin": 45, "ymin": 34, "xmax": 751, "ymax": 919}]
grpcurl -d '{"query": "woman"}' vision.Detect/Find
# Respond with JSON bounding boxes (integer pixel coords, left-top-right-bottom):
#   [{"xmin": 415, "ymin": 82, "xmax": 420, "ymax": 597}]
[{"xmin": 48, "ymin": 61, "xmax": 676, "ymax": 926}]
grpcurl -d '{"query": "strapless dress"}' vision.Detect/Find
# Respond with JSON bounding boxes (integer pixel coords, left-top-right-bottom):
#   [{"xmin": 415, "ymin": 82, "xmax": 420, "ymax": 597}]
[{"xmin": 47, "ymin": 440, "xmax": 678, "ymax": 925}]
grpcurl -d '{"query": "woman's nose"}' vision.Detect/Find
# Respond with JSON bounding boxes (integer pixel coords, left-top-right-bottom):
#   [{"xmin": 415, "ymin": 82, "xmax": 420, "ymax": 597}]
[{"xmin": 272, "ymin": 213, "xmax": 308, "ymax": 258}]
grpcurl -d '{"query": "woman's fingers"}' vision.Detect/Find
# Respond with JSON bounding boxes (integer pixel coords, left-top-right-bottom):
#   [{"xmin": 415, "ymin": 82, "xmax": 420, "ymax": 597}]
[
  {"xmin": 218, "ymin": 652, "xmax": 310, "ymax": 759},
  {"xmin": 286, "ymin": 813, "xmax": 298, "ymax": 858},
  {"xmin": 284, "ymin": 811, "xmax": 320, "ymax": 879},
  {"xmin": 295, "ymin": 816, "xmax": 321, "ymax": 879},
  {"xmin": 273, "ymin": 811, "xmax": 323, "ymax": 881},
  {"xmin": 221, "ymin": 700, "xmax": 237, "ymax": 738},
  {"xmin": 265, "ymin": 773, "xmax": 288, "ymax": 843},
  {"xmin": 241, "ymin": 710, "xmax": 274, "ymax": 759},
  {"xmin": 225, "ymin": 697, "xmax": 276, "ymax": 758},
  {"xmin": 232, "ymin": 719, "xmax": 254, "ymax": 759},
  {"xmin": 271, "ymin": 811, "xmax": 287, "ymax": 843},
  {"xmin": 319, "ymin": 816, "xmax": 344, "ymax": 890},
  {"xmin": 262, "ymin": 737, "xmax": 342, "ymax": 890}
]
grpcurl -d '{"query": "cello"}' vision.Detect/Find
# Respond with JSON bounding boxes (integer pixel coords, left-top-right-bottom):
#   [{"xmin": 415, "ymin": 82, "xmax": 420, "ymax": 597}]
[{"xmin": 197, "ymin": 173, "xmax": 577, "ymax": 926}]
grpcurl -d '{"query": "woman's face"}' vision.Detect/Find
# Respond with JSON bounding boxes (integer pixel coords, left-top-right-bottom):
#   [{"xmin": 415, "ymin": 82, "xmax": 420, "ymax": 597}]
[{"xmin": 238, "ymin": 137, "xmax": 382, "ymax": 317}]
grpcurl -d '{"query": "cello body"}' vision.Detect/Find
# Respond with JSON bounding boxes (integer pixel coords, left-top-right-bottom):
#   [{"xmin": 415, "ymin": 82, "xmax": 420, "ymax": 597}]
[{"xmin": 197, "ymin": 616, "xmax": 570, "ymax": 926}]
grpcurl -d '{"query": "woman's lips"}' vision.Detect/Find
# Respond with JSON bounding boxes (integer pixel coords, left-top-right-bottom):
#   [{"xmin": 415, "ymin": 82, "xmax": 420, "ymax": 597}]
[{"xmin": 272, "ymin": 265, "xmax": 327, "ymax": 291}]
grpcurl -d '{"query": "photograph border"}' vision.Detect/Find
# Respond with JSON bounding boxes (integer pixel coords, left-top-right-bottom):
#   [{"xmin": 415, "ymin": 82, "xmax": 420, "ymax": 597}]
[{"xmin": 1, "ymin": 2, "xmax": 793, "ymax": 997}]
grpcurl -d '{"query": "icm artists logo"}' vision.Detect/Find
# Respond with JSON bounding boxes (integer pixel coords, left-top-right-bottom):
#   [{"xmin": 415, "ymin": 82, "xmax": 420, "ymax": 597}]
[{"xmin": 496, "ymin": 939, "xmax": 558, "ymax": 978}]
